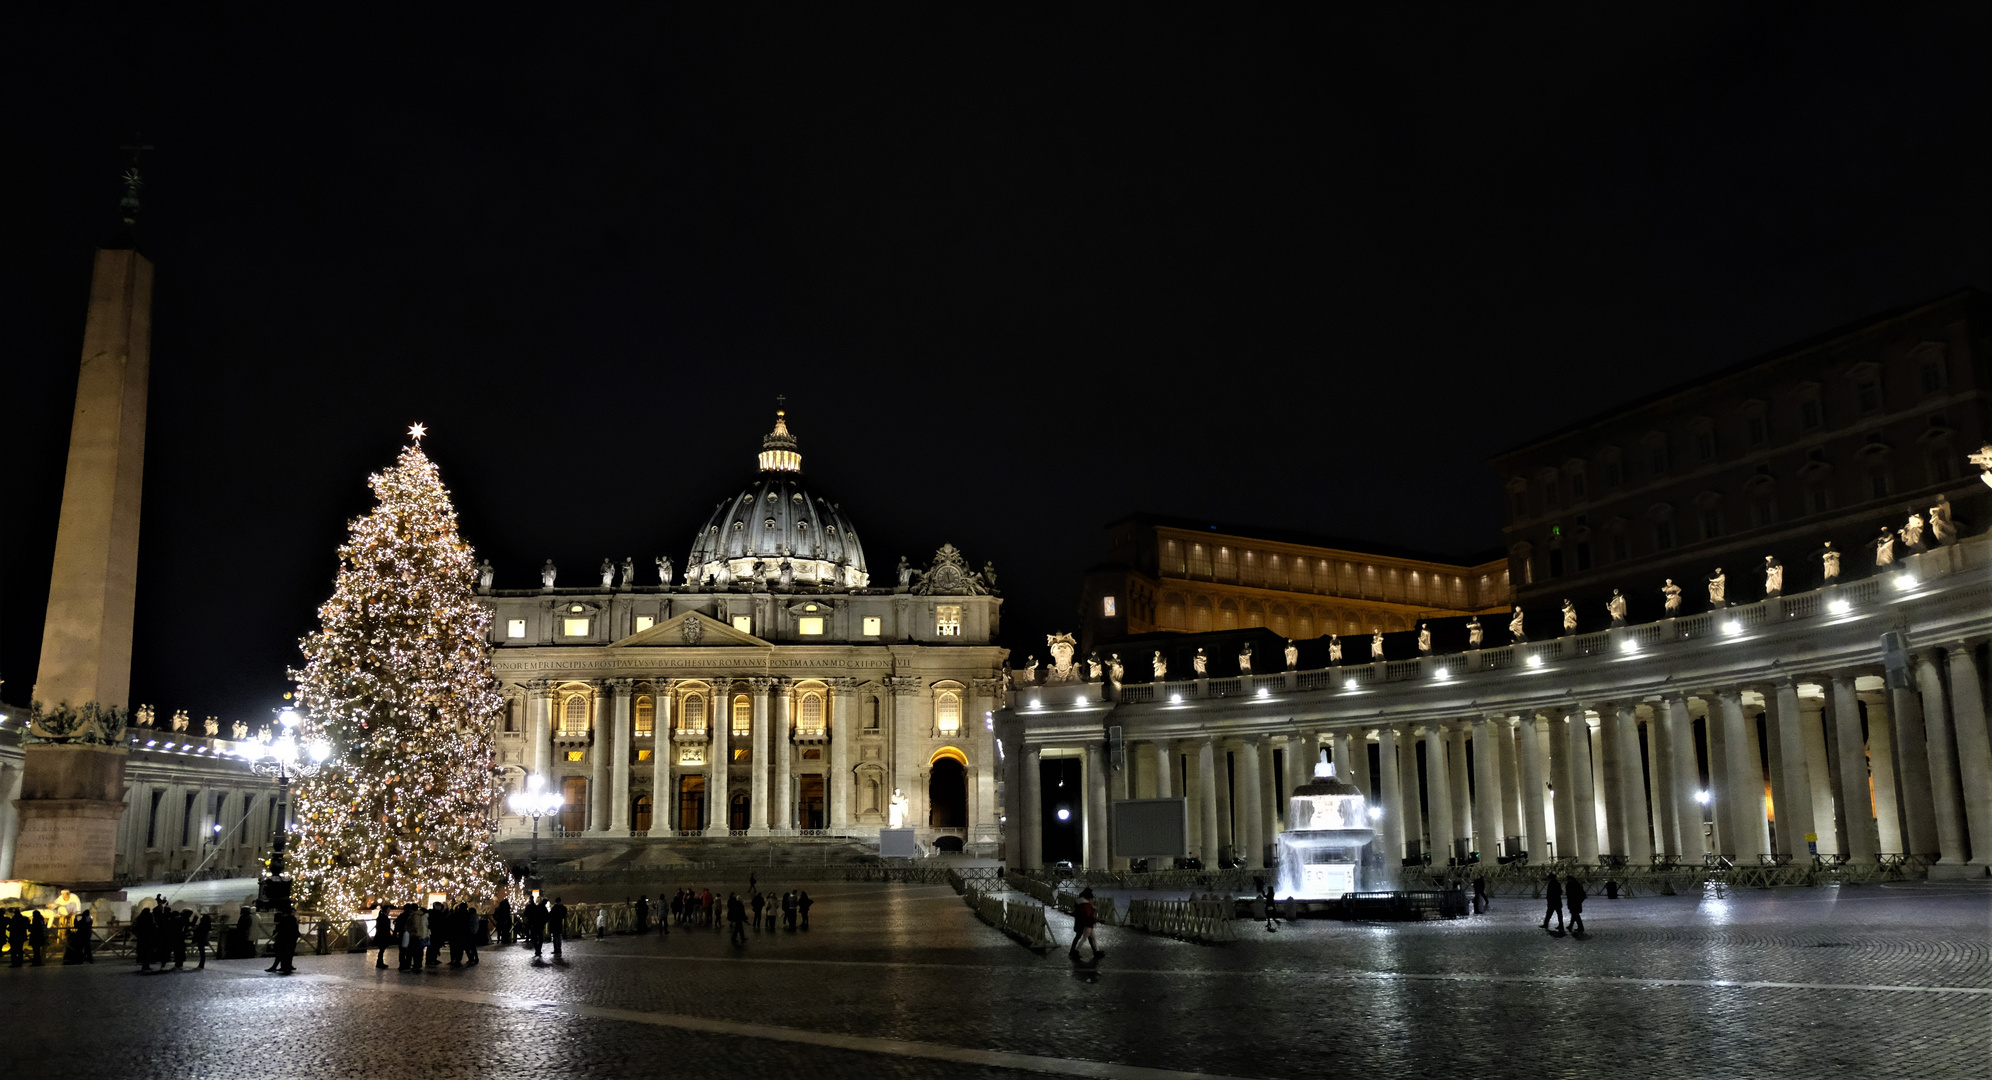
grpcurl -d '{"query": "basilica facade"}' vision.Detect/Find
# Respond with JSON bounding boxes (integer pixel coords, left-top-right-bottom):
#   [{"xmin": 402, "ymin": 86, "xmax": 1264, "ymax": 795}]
[{"xmin": 481, "ymin": 412, "xmax": 1008, "ymax": 852}]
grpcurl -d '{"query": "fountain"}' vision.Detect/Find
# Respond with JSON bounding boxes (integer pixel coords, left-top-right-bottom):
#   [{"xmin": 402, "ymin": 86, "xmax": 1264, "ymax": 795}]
[{"xmin": 1274, "ymin": 754, "xmax": 1378, "ymax": 900}]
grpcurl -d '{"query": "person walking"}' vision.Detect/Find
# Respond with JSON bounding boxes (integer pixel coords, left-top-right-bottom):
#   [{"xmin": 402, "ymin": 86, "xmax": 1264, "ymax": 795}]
[
  {"xmin": 461, "ymin": 903, "xmax": 481, "ymax": 966},
  {"xmin": 1565, "ymin": 875, "xmax": 1587, "ymax": 934},
  {"xmin": 272, "ymin": 911, "xmax": 300, "ymax": 975},
  {"xmin": 28, "ymin": 912, "xmax": 48, "ymax": 967},
  {"xmin": 781, "ymin": 890, "xmax": 797, "ymax": 931},
  {"xmin": 493, "ymin": 896, "xmax": 513, "ymax": 945},
  {"xmin": 797, "ymin": 890, "xmax": 813, "ymax": 930},
  {"xmin": 75, "ymin": 909, "xmax": 96, "ymax": 964},
  {"xmin": 750, "ymin": 891, "xmax": 765, "ymax": 932},
  {"xmin": 427, "ymin": 901, "xmax": 448, "ymax": 967},
  {"xmin": 1068, "ymin": 888, "xmax": 1103, "ymax": 960},
  {"xmin": 1472, "ymin": 874, "xmax": 1489, "ymax": 915},
  {"xmin": 727, "ymin": 893, "xmax": 748, "ymax": 944},
  {"xmin": 634, "ymin": 896, "xmax": 649, "ymax": 935},
  {"xmin": 192, "ymin": 914, "xmax": 212, "ymax": 970},
  {"xmin": 1540, "ymin": 873, "xmax": 1564, "ymax": 931},
  {"xmin": 524, "ymin": 899, "xmax": 545, "ymax": 960},
  {"xmin": 595, "ymin": 906, "xmax": 607, "ymax": 940},
  {"xmin": 395, "ymin": 905, "xmax": 417, "ymax": 970},
  {"xmin": 374, "ymin": 904, "xmax": 394, "ymax": 968},
  {"xmin": 549, "ymin": 898, "xmax": 567, "ymax": 960}
]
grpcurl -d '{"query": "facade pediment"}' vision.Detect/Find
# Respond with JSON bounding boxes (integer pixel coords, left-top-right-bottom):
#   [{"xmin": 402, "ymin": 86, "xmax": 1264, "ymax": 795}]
[{"xmin": 612, "ymin": 610, "xmax": 772, "ymax": 648}]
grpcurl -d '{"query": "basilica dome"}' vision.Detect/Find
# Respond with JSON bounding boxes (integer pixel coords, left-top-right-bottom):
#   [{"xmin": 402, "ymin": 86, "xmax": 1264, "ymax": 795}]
[{"xmin": 685, "ymin": 410, "xmax": 871, "ymax": 589}]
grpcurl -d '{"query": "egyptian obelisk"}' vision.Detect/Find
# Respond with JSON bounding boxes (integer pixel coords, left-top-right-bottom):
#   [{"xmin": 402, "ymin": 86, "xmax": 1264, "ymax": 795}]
[{"xmin": 12, "ymin": 160, "xmax": 154, "ymax": 888}]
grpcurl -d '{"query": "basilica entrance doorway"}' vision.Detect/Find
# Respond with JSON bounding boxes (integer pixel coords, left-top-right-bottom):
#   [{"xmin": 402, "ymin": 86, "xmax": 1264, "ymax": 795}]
[
  {"xmin": 561, "ymin": 776, "xmax": 588, "ymax": 834},
  {"xmin": 729, "ymin": 792, "xmax": 751, "ymax": 831},
  {"xmin": 928, "ymin": 754, "xmax": 967, "ymax": 828},
  {"xmin": 798, "ymin": 776, "xmax": 825, "ymax": 830},
  {"xmin": 678, "ymin": 775, "xmax": 705, "ymax": 832},
  {"xmin": 633, "ymin": 795, "xmax": 652, "ymax": 833}
]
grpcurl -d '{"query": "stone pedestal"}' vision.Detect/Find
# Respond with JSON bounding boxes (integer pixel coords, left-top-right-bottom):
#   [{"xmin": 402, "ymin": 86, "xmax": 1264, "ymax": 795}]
[{"xmin": 11, "ymin": 744, "xmax": 128, "ymax": 889}]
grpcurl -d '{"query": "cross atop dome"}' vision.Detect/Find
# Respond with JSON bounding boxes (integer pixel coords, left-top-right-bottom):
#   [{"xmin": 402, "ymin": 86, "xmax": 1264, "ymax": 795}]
[{"xmin": 758, "ymin": 398, "xmax": 801, "ymax": 472}]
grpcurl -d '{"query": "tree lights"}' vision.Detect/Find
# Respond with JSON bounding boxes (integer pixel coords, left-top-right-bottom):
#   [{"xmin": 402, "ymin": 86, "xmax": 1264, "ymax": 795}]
[{"xmin": 288, "ymin": 432, "xmax": 505, "ymax": 914}]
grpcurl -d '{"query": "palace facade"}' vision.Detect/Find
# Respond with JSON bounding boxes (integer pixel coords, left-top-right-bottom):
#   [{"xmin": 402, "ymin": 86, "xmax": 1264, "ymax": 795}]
[{"xmin": 481, "ymin": 412, "xmax": 1008, "ymax": 852}]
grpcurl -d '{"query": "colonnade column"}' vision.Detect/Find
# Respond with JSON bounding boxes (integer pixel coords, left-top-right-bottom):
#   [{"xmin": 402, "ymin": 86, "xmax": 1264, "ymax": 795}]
[
  {"xmin": 1110, "ymin": 736, "xmax": 1132, "ymax": 871},
  {"xmin": 1547, "ymin": 710, "xmax": 1575, "ymax": 862},
  {"xmin": 1259, "ymin": 737, "xmax": 1280, "ymax": 840},
  {"xmin": 1798, "ymin": 692, "xmax": 1838, "ymax": 855},
  {"xmin": 1084, "ymin": 742, "xmax": 1110, "ymax": 869},
  {"xmin": 1596, "ymin": 703, "xmax": 1628, "ymax": 857},
  {"xmin": 1472, "ymin": 718, "xmax": 1505, "ymax": 857},
  {"xmin": 1494, "ymin": 717, "xmax": 1522, "ymax": 857},
  {"xmin": 528, "ymin": 680, "xmax": 552, "ymax": 778},
  {"xmin": 1886, "ymin": 675, "xmax": 1938, "ymax": 856},
  {"xmin": 1022, "ymin": 747, "xmax": 1043, "ymax": 870},
  {"xmin": 1152, "ymin": 742, "xmax": 1174, "ymax": 798},
  {"xmin": 829, "ymin": 681, "xmax": 855, "ymax": 830},
  {"xmin": 1376, "ymin": 725, "xmax": 1405, "ymax": 867},
  {"xmin": 1827, "ymin": 675, "xmax": 1878, "ymax": 861},
  {"xmin": 773, "ymin": 680, "xmax": 793, "ymax": 833},
  {"xmin": 1647, "ymin": 708, "xmax": 1679, "ymax": 858},
  {"xmin": 1447, "ymin": 724, "xmax": 1473, "ymax": 858},
  {"xmin": 589, "ymin": 681, "xmax": 612, "ymax": 834},
  {"xmin": 652, "ymin": 684, "xmax": 674, "ymax": 833},
  {"xmin": 609, "ymin": 679, "xmax": 633, "ymax": 834},
  {"xmin": 1348, "ymin": 729, "xmax": 1373, "ymax": 807},
  {"xmin": 1860, "ymin": 688, "xmax": 1903, "ymax": 853},
  {"xmin": 1195, "ymin": 740, "xmax": 1220, "ymax": 866},
  {"xmin": 1398, "ymin": 724, "xmax": 1424, "ymax": 860},
  {"xmin": 1293, "ymin": 731, "xmax": 1319, "ymax": 780},
  {"xmin": 1237, "ymin": 738, "xmax": 1265, "ymax": 869},
  {"xmin": 1422, "ymin": 725, "xmax": 1456, "ymax": 865},
  {"xmin": 1516, "ymin": 714, "xmax": 1548, "ymax": 864},
  {"xmin": 1945, "ymin": 642, "xmax": 1992, "ymax": 867},
  {"xmin": 1716, "ymin": 688, "xmax": 1769, "ymax": 862},
  {"xmin": 1913, "ymin": 652, "xmax": 1968, "ymax": 865},
  {"xmin": 1664, "ymin": 694, "xmax": 1700, "ymax": 857},
  {"xmin": 1615, "ymin": 704, "xmax": 1651, "ymax": 863},
  {"xmin": 1565, "ymin": 709, "xmax": 1599, "ymax": 864},
  {"xmin": 1766, "ymin": 680, "xmax": 1815, "ymax": 858}
]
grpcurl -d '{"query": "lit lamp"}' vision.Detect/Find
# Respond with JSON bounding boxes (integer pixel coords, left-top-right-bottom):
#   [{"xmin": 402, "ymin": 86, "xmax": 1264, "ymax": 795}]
[
  {"xmin": 505, "ymin": 774, "xmax": 564, "ymax": 877},
  {"xmin": 249, "ymin": 704, "xmax": 332, "ymax": 912}
]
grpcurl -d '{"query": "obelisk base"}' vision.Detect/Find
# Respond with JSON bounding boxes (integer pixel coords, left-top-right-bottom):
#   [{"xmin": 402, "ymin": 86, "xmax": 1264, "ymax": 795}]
[{"xmin": 11, "ymin": 743, "xmax": 128, "ymax": 889}]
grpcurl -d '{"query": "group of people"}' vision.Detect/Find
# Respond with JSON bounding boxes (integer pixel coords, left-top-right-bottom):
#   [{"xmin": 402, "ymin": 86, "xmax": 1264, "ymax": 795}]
[
  {"xmin": 373, "ymin": 897, "xmax": 545, "ymax": 968},
  {"xmin": 3, "ymin": 909, "xmax": 53, "ymax": 967},
  {"xmin": 132, "ymin": 899, "xmax": 217, "ymax": 971},
  {"xmin": 1539, "ymin": 874, "xmax": 1589, "ymax": 933}
]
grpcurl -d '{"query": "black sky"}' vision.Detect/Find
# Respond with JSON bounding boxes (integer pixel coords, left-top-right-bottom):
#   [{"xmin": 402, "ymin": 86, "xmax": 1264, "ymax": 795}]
[{"xmin": 4, "ymin": 7, "xmax": 1990, "ymax": 722}]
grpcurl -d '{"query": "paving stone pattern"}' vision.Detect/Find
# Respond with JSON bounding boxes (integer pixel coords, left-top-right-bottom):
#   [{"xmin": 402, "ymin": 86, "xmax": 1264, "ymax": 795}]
[{"xmin": 1, "ymin": 880, "xmax": 1987, "ymax": 1079}]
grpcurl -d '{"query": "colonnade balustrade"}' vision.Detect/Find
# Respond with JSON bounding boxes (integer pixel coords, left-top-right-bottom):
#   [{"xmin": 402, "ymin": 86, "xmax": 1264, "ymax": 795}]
[{"xmin": 1004, "ymin": 537, "xmax": 1992, "ymax": 880}]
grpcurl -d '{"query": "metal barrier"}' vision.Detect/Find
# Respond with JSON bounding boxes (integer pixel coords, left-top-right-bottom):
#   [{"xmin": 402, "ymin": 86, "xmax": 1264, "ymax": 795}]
[
  {"xmin": 1123, "ymin": 897, "xmax": 1236, "ymax": 943},
  {"xmin": 959, "ymin": 885, "xmax": 1056, "ymax": 950}
]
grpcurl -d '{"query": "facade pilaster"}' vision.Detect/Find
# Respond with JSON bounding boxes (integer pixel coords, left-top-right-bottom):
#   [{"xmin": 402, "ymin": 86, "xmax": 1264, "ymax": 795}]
[
  {"xmin": 527, "ymin": 680, "xmax": 552, "ymax": 778},
  {"xmin": 652, "ymin": 683, "xmax": 674, "ymax": 832},
  {"xmin": 1828, "ymin": 674, "xmax": 1879, "ymax": 861},
  {"xmin": 829, "ymin": 679, "xmax": 857, "ymax": 830},
  {"xmin": 609, "ymin": 678, "xmax": 633, "ymax": 834}
]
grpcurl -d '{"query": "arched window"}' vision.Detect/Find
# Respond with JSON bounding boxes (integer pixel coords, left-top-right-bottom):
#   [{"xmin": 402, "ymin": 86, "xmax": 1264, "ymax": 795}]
[
  {"xmin": 1192, "ymin": 596, "xmax": 1214, "ymax": 632},
  {"xmin": 1218, "ymin": 599, "xmax": 1240, "ymax": 630},
  {"xmin": 732, "ymin": 696, "xmax": 752, "ymax": 736},
  {"xmin": 936, "ymin": 691, "xmax": 962, "ymax": 735},
  {"xmin": 561, "ymin": 694, "xmax": 588, "ymax": 735},
  {"xmin": 682, "ymin": 693, "xmax": 706, "ymax": 734},
  {"xmin": 502, "ymin": 699, "xmax": 519, "ymax": 732},
  {"xmin": 1162, "ymin": 593, "xmax": 1186, "ymax": 629},
  {"xmin": 1295, "ymin": 610, "xmax": 1314, "ymax": 639},
  {"xmin": 1269, "ymin": 605, "xmax": 1289, "ymax": 637},
  {"xmin": 634, "ymin": 696, "xmax": 654, "ymax": 736},
  {"xmin": 798, "ymin": 692, "xmax": 825, "ymax": 736}
]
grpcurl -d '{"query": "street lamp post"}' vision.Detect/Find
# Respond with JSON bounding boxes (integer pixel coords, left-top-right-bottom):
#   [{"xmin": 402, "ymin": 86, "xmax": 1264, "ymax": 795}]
[
  {"xmin": 506, "ymin": 775, "xmax": 565, "ymax": 880},
  {"xmin": 249, "ymin": 705, "xmax": 331, "ymax": 911}
]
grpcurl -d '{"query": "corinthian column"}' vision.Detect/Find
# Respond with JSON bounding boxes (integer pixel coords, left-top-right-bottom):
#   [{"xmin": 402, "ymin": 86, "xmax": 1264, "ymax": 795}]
[
  {"xmin": 652, "ymin": 683, "xmax": 674, "ymax": 832},
  {"xmin": 773, "ymin": 679, "xmax": 793, "ymax": 833},
  {"xmin": 1828, "ymin": 674, "xmax": 1877, "ymax": 862},
  {"xmin": 1946, "ymin": 642, "xmax": 1992, "ymax": 867},
  {"xmin": 749, "ymin": 677, "xmax": 772, "ymax": 834},
  {"xmin": 608, "ymin": 679, "xmax": 633, "ymax": 834},
  {"xmin": 829, "ymin": 679, "xmax": 856, "ymax": 830},
  {"xmin": 588, "ymin": 681, "xmax": 611, "ymax": 834}
]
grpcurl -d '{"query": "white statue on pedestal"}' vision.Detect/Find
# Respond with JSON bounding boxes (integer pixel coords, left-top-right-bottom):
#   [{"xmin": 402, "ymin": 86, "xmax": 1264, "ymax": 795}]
[
  {"xmin": 1152, "ymin": 651, "xmax": 1168, "ymax": 679},
  {"xmin": 888, "ymin": 789, "xmax": 908, "ymax": 828},
  {"xmin": 1238, "ymin": 643, "xmax": 1253, "ymax": 674},
  {"xmin": 1821, "ymin": 541, "xmax": 1841, "ymax": 581},
  {"xmin": 620, "ymin": 557, "xmax": 636, "ymax": 589},
  {"xmin": 232, "ymin": 719, "xmax": 249, "ymax": 740},
  {"xmin": 1930, "ymin": 495, "xmax": 1957, "ymax": 545},
  {"xmin": 1901, "ymin": 512, "xmax": 1926, "ymax": 552},
  {"xmin": 1764, "ymin": 555, "xmax": 1784, "ymax": 598},
  {"xmin": 1875, "ymin": 526, "xmax": 1897, "ymax": 567},
  {"xmin": 1285, "ymin": 639, "xmax": 1299, "ymax": 668},
  {"xmin": 476, "ymin": 560, "xmax": 494, "ymax": 591},
  {"xmin": 203, "ymin": 716, "xmax": 219, "ymax": 736},
  {"xmin": 1662, "ymin": 579, "xmax": 1682, "ymax": 615},
  {"xmin": 541, "ymin": 559, "xmax": 558, "ymax": 588},
  {"xmin": 1417, "ymin": 624, "xmax": 1431, "ymax": 654},
  {"xmin": 1192, "ymin": 648, "xmax": 1208, "ymax": 676},
  {"xmin": 656, "ymin": 554, "xmax": 674, "ymax": 588},
  {"xmin": 1508, "ymin": 606, "xmax": 1525, "ymax": 642},
  {"xmin": 171, "ymin": 709, "xmax": 189, "ymax": 732},
  {"xmin": 1561, "ymin": 600, "xmax": 1577, "ymax": 633},
  {"xmin": 1707, "ymin": 568, "xmax": 1727, "ymax": 606},
  {"xmin": 1467, "ymin": 617, "xmax": 1482, "ymax": 648},
  {"xmin": 1108, "ymin": 654, "xmax": 1124, "ymax": 683},
  {"xmin": 600, "ymin": 559, "xmax": 615, "ymax": 588},
  {"xmin": 1607, "ymin": 590, "xmax": 1627, "ymax": 627},
  {"xmin": 1047, "ymin": 633, "xmax": 1079, "ymax": 683},
  {"xmin": 1370, "ymin": 629, "xmax": 1384, "ymax": 660},
  {"xmin": 1328, "ymin": 636, "xmax": 1342, "ymax": 663}
]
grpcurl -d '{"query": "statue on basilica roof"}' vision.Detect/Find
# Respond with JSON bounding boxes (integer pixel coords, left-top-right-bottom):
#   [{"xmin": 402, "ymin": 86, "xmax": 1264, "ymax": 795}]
[
  {"xmin": 1662, "ymin": 579, "xmax": 1682, "ymax": 614},
  {"xmin": 656, "ymin": 554, "xmax": 674, "ymax": 589},
  {"xmin": 599, "ymin": 559, "xmax": 616, "ymax": 588},
  {"xmin": 1763, "ymin": 556, "xmax": 1784, "ymax": 598},
  {"xmin": 1930, "ymin": 495, "xmax": 1956, "ymax": 545},
  {"xmin": 1607, "ymin": 590, "xmax": 1627, "ymax": 627},
  {"xmin": 1820, "ymin": 542, "xmax": 1841, "ymax": 581},
  {"xmin": 1508, "ymin": 606, "xmax": 1525, "ymax": 642},
  {"xmin": 541, "ymin": 559, "xmax": 557, "ymax": 589},
  {"xmin": 620, "ymin": 557, "xmax": 636, "ymax": 589},
  {"xmin": 476, "ymin": 559, "xmax": 493, "ymax": 592}
]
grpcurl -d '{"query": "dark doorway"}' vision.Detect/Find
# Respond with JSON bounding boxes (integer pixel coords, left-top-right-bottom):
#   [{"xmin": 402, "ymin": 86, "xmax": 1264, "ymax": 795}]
[
  {"xmin": 633, "ymin": 795, "xmax": 652, "ymax": 833},
  {"xmin": 678, "ymin": 774, "xmax": 705, "ymax": 832},
  {"xmin": 798, "ymin": 775, "xmax": 826, "ymax": 830},
  {"xmin": 1039, "ymin": 757, "xmax": 1083, "ymax": 864},
  {"xmin": 560, "ymin": 777, "xmax": 588, "ymax": 834},
  {"xmin": 729, "ymin": 792, "xmax": 751, "ymax": 831},
  {"xmin": 929, "ymin": 758, "xmax": 968, "ymax": 828}
]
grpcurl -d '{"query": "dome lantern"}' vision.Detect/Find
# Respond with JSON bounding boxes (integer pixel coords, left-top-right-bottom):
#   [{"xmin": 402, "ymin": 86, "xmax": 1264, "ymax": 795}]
[{"xmin": 758, "ymin": 400, "xmax": 800, "ymax": 473}]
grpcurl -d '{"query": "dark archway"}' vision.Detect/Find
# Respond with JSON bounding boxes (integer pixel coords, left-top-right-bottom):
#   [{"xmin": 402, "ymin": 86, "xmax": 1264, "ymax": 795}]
[
  {"xmin": 929, "ymin": 757, "xmax": 967, "ymax": 828},
  {"xmin": 1039, "ymin": 757, "xmax": 1083, "ymax": 864},
  {"xmin": 678, "ymin": 774, "xmax": 705, "ymax": 832},
  {"xmin": 729, "ymin": 792, "xmax": 751, "ymax": 831}
]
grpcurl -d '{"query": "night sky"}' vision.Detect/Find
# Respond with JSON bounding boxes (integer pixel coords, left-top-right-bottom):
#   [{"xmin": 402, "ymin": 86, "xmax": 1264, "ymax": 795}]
[{"xmin": 5, "ymin": 8, "xmax": 1990, "ymax": 723}]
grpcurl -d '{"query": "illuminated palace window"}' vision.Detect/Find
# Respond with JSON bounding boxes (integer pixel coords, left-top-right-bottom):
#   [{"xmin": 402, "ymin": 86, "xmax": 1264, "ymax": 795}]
[
  {"xmin": 634, "ymin": 615, "xmax": 654, "ymax": 633},
  {"xmin": 634, "ymin": 696, "xmax": 654, "ymax": 736},
  {"xmin": 798, "ymin": 692, "xmax": 825, "ymax": 737},
  {"xmin": 560, "ymin": 695, "xmax": 588, "ymax": 735},
  {"xmin": 563, "ymin": 618, "xmax": 590, "ymax": 636},
  {"xmin": 732, "ymin": 615, "xmax": 754, "ymax": 634},
  {"xmin": 862, "ymin": 616, "xmax": 882, "ymax": 636},
  {"xmin": 506, "ymin": 619, "xmax": 527, "ymax": 639},
  {"xmin": 732, "ymin": 696, "xmax": 752, "ymax": 736},
  {"xmin": 681, "ymin": 693, "xmax": 706, "ymax": 734},
  {"xmin": 936, "ymin": 691, "xmax": 962, "ymax": 735},
  {"xmin": 1101, "ymin": 595, "xmax": 1116, "ymax": 617},
  {"xmin": 936, "ymin": 605, "xmax": 962, "ymax": 636},
  {"xmin": 798, "ymin": 617, "xmax": 824, "ymax": 635}
]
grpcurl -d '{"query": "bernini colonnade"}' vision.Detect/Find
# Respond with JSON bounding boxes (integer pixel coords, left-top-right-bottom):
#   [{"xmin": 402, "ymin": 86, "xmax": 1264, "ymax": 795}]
[{"xmin": 999, "ymin": 533, "xmax": 1992, "ymax": 879}]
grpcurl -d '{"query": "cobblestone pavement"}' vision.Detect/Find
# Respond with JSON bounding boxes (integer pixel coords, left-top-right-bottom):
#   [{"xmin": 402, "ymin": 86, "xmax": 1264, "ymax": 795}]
[{"xmin": 1, "ymin": 880, "xmax": 1987, "ymax": 1079}]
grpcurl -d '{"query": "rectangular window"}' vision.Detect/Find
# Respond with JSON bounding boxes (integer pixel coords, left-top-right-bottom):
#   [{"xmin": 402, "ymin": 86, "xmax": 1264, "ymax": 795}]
[
  {"xmin": 1746, "ymin": 416, "xmax": 1767, "ymax": 446},
  {"xmin": 1921, "ymin": 359, "xmax": 1947, "ymax": 394},
  {"xmin": 1213, "ymin": 546, "xmax": 1237, "ymax": 581},
  {"xmin": 732, "ymin": 698, "xmax": 752, "ymax": 736},
  {"xmin": 1548, "ymin": 548, "xmax": 1565, "ymax": 577},
  {"xmin": 1610, "ymin": 533, "xmax": 1629, "ymax": 562},
  {"xmin": 861, "ymin": 616, "xmax": 882, "ymax": 636},
  {"xmin": 1801, "ymin": 399, "xmax": 1823, "ymax": 429},
  {"xmin": 1101, "ymin": 596, "xmax": 1117, "ymax": 617},
  {"xmin": 1161, "ymin": 538, "xmax": 1186, "ymax": 576},
  {"xmin": 1569, "ymin": 473, "xmax": 1586, "ymax": 498},
  {"xmin": 1575, "ymin": 541, "xmax": 1592, "ymax": 572},
  {"xmin": 565, "ymin": 750, "xmax": 585, "ymax": 762},
  {"xmin": 936, "ymin": 604, "xmax": 963, "ymax": 637},
  {"xmin": 634, "ymin": 616, "xmax": 654, "ymax": 633},
  {"xmin": 1603, "ymin": 460, "xmax": 1622, "ymax": 488},
  {"xmin": 507, "ymin": 619, "xmax": 527, "ymax": 639},
  {"xmin": 1808, "ymin": 486, "xmax": 1831, "ymax": 514},
  {"xmin": 1701, "ymin": 509, "xmax": 1722, "ymax": 540},
  {"xmin": 1694, "ymin": 432, "xmax": 1715, "ymax": 461},
  {"xmin": 1648, "ymin": 445, "xmax": 1668, "ymax": 474},
  {"xmin": 797, "ymin": 617, "xmax": 824, "ymax": 635},
  {"xmin": 1856, "ymin": 380, "xmax": 1881, "ymax": 413},
  {"xmin": 634, "ymin": 697, "xmax": 654, "ymax": 735},
  {"xmin": 1654, "ymin": 520, "xmax": 1675, "ymax": 551},
  {"xmin": 1869, "ymin": 471, "xmax": 1890, "ymax": 499},
  {"xmin": 563, "ymin": 618, "xmax": 590, "ymax": 637},
  {"xmin": 731, "ymin": 616, "xmax": 753, "ymax": 634},
  {"xmin": 936, "ymin": 694, "xmax": 962, "ymax": 735},
  {"xmin": 1929, "ymin": 454, "xmax": 1955, "ymax": 483},
  {"xmin": 636, "ymin": 749, "xmax": 653, "ymax": 761}
]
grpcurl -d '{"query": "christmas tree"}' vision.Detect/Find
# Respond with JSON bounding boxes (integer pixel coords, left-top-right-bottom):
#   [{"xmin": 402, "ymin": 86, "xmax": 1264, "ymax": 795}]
[{"xmin": 290, "ymin": 427, "xmax": 505, "ymax": 914}]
